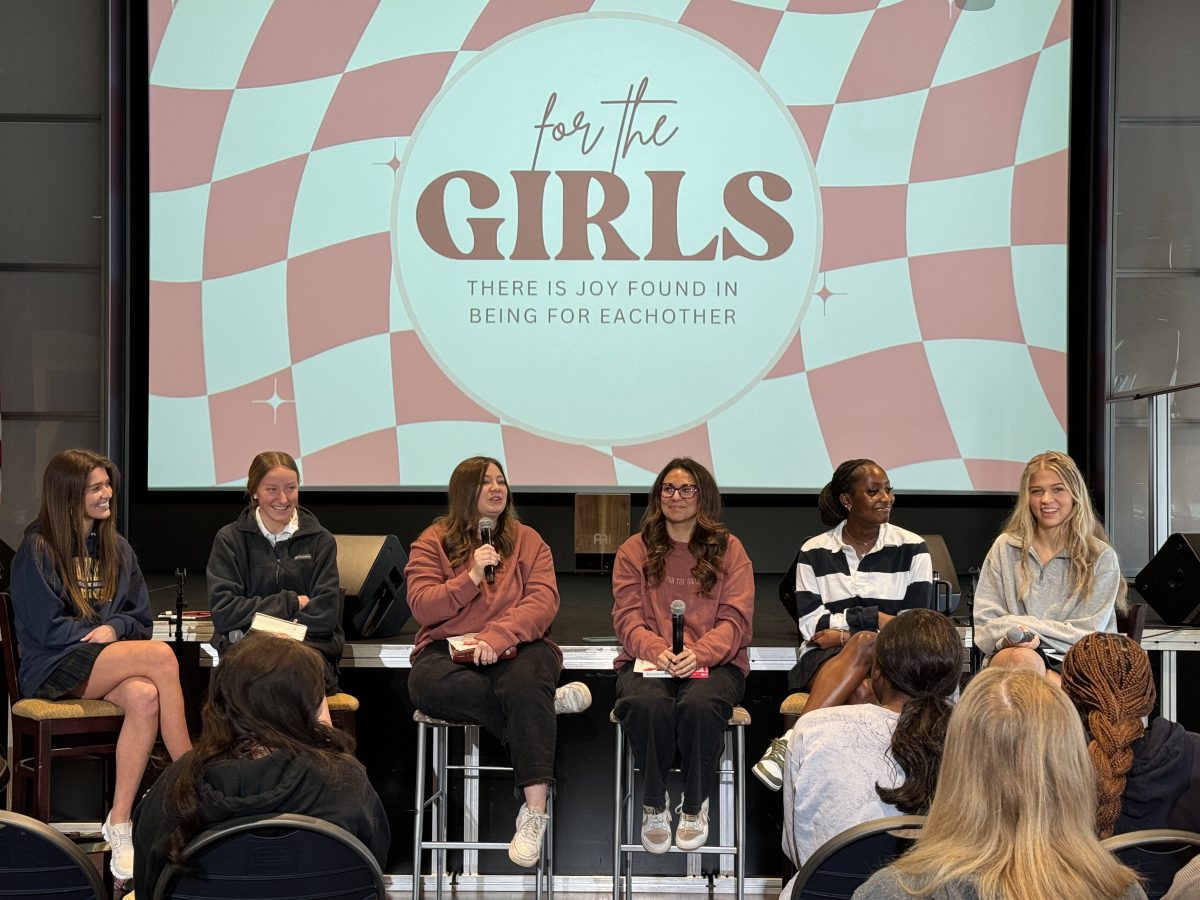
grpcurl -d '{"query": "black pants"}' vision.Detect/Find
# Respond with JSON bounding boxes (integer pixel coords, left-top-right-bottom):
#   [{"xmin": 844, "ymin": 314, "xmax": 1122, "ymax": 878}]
[
  {"xmin": 615, "ymin": 662, "xmax": 745, "ymax": 815},
  {"xmin": 409, "ymin": 639, "xmax": 561, "ymax": 790}
]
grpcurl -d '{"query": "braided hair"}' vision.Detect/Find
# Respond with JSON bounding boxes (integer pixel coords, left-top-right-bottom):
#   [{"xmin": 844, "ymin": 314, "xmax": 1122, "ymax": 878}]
[
  {"xmin": 1060, "ymin": 632, "xmax": 1156, "ymax": 837},
  {"xmin": 817, "ymin": 459, "xmax": 876, "ymax": 528}
]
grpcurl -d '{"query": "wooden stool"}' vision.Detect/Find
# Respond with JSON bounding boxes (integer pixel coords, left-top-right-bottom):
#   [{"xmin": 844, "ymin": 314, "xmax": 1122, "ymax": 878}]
[{"xmin": 326, "ymin": 692, "xmax": 359, "ymax": 737}]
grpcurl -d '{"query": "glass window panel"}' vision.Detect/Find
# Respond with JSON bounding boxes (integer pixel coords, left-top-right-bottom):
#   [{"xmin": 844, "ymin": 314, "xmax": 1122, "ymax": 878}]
[
  {"xmin": 1114, "ymin": 126, "xmax": 1200, "ymax": 270},
  {"xmin": 1117, "ymin": 0, "xmax": 1200, "ymax": 118},
  {"xmin": 0, "ymin": 418, "xmax": 103, "ymax": 550},
  {"xmin": 1110, "ymin": 398, "xmax": 1150, "ymax": 573},
  {"xmin": 0, "ymin": 271, "xmax": 101, "ymax": 414},
  {"xmin": 1172, "ymin": 413, "xmax": 1200, "ymax": 537},
  {"xmin": 0, "ymin": 122, "xmax": 102, "ymax": 266},
  {"xmin": 1111, "ymin": 276, "xmax": 1200, "ymax": 397},
  {"xmin": 0, "ymin": 0, "xmax": 104, "ymax": 116}
]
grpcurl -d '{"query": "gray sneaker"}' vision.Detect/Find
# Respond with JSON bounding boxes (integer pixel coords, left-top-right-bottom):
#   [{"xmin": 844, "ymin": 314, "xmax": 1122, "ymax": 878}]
[
  {"xmin": 640, "ymin": 791, "xmax": 672, "ymax": 854},
  {"xmin": 554, "ymin": 681, "xmax": 592, "ymax": 714},
  {"xmin": 508, "ymin": 803, "xmax": 549, "ymax": 867},
  {"xmin": 752, "ymin": 736, "xmax": 789, "ymax": 791},
  {"xmin": 674, "ymin": 797, "xmax": 710, "ymax": 850},
  {"xmin": 102, "ymin": 814, "xmax": 134, "ymax": 880}
]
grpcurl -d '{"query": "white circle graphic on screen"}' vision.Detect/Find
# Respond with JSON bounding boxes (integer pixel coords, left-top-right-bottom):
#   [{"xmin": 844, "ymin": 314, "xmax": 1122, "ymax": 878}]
[{"xmin": 393, "ymin": 13, "xmax": 821, "ymax": 446}]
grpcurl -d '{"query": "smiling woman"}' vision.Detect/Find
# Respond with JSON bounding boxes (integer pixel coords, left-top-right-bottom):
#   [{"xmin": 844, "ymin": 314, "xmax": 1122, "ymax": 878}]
[
  {"xmin": 206, "ymin": 451, "xmax": 344, "ymax": 694},
  {"xmin": 972, "ymin": 451, "xmax": 1127, "ymax": 678},
  {"xmin": 752, "ymin": 459, "xmax": 934, "ymax": 792}
]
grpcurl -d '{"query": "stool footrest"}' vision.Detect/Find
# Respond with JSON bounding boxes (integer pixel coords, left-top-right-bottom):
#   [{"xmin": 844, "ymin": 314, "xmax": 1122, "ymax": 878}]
[
  {"xmin": 421, "ymin": 841, "xmax": 512, "ymax": 851},
  {"xmin": 618, "ymin": 843, "xmax": 738, "ymax": 855}
]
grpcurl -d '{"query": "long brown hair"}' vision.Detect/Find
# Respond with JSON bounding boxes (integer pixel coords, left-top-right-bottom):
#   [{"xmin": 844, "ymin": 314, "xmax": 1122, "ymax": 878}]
[
  {"xmin": 435, "ymin": 456, "xmax": 519, "ymax": 568},
  {"xmin": 1061, "ymin": 632, "xmax": 1156, "ymax": 837},
  {"xmin": 1002, "ymin": 451, "xmax": 1127, "ymax": 611},
  {"xmin": 888, "ymin": 667, "xmax": 1142, "ymax": 899},
  {"xmin": 640, "ymin": 458, "xmax": 727, "ymax": 596},
  {"xmin": 164, "ymin": 633, "xmax": 356, "ymax": 866},
  {"xmin": 34, "ymin": 449, "xmax": 121, "ymax": 618},
  {"xmin": 873, "ymin": 609, "xmax": 962, "ymax": 814}
]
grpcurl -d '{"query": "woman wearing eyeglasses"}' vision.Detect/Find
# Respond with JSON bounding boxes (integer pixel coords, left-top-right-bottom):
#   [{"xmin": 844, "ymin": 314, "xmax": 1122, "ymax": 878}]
[{"xmin": 611, "ymin": 457, "xmax": 754, "ymax": 854}]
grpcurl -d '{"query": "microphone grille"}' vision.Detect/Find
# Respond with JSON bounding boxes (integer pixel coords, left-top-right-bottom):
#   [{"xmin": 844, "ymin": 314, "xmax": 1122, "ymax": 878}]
[
  {"xmin": 670, "ymin": 599, "xmax": 686, "ymax": 616},
  {"xmin": 478, "ymin": 516, "xmax": 496, "ymax": 532},
  {"xmin": 1006, "ymin": 626, "xmax": 1027, "ymax": 645}
]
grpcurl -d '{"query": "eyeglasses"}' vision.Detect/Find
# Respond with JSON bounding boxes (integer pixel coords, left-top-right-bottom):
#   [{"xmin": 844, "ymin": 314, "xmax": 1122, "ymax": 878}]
[{"xmin": 661, "ymin": 483, "xmax": 699, "ymax": 498}]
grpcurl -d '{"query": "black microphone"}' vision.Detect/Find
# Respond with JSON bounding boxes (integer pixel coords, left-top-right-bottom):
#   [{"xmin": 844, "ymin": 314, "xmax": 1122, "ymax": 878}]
[
  {"xmin": 1006, "ymin": 626, "xmax": 1034, "ymax": 647},
  {"xmin": 478, "ymin": 517, "xmax": 496, "ymax": 584},
  {"xmin": 671, "ymin": 599, "xmax": 685, "ymax": 654}
]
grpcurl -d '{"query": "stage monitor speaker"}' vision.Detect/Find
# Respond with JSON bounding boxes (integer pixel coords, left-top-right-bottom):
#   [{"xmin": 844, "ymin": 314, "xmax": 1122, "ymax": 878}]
[
  {"xmin": 335, "ymin": 534, "xmax": 409, "ymax": 640},
  {"xmin": 1136, "ymin": 533, "xmax": 1200, "ymax": 626}
]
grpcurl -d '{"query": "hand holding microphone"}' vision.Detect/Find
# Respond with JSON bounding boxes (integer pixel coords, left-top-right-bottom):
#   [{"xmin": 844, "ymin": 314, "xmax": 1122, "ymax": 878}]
[
  {"xmin": 476, "ymin": 517, "xmax": 497, "ymax": 585},
  {"xmin": 1003, "ymin": 626, "xmax": 1038, "ymax": 649}
]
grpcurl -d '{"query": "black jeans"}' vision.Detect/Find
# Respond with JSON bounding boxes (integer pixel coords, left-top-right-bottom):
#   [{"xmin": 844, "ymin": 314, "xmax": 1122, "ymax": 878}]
[
  {"xmin": 614, "ymin": 662, "xmax": 745, "ymax": 814},
  {"xmin": 409, "ymin": 638, "xmax": 561, "ymax": 790}
]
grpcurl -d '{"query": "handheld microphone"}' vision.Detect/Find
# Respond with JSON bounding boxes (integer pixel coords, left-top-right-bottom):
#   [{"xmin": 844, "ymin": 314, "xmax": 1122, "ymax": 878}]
[
  {"xmin": 1006, "ymin": 626, "xmax": 1034, "ymax": 647},
  {"xmin": 671, "ymin": 599, "xmax": 686, "ymax": 654},
  {"xmin": 478, "ymin": 517, "xmax": 496, "ymax": 585}
]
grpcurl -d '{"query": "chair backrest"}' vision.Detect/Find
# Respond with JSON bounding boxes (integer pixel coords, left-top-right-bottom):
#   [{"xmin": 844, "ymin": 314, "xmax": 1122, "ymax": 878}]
[
  {"xmin": 0, "ymin": 809, "xmax": 108, "ymax": 899},
  {"xmin": 153, "ymin": 813, "xmax": 386, "ymax": 900},
  {"xmin": 0, "ymin": 591, "xmax": 26, "ymax": 703},
  {"xmin": 1101, "ymin": 828, "xmax": 1200, "ymax": 899},
  {"xmin": 1118, "ymin": 602, "xmax": 1148, "ymax": 644},
  {"xmin": 791, "ymin": 815, "xmax": 926, "ymax": 900}
]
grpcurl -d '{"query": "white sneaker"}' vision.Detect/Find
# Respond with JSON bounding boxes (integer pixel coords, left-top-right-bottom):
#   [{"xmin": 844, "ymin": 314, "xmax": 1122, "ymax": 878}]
[
  {"xmin": 508, "ymin": 803, "xmax": 549, "ymax": 867},
  {"xmin": 102, "ymin": 814, "xmax": 134, "ymax": 880},
  {"xmin": 752, "ymin": 736, "xmax": 789, "ymax": 791},
  {"xmin": 640, "ymin": 791, "xmax": 672, "ymax": 854},
  {"xmin": 554, "ymin": 681, "xmax": 592, "ymax": 714},
  {"xmin": 674, "ymin": 797, "xmax": 710, "ymax": 850}
]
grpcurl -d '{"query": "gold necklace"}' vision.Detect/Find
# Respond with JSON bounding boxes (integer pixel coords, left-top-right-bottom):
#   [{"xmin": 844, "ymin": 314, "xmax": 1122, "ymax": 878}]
[{"xmin": 844, "ymin": 529, "xmax": 876, "ymax": 556}]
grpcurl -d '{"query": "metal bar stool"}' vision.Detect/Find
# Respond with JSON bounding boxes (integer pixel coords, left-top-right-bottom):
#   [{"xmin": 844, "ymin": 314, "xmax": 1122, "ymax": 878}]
[
  {"xmin": 411, "ymin": 710, "xmax": 553, "ymax": 900},
  {"xmin": 611, "ymin": 706, "xmax": 751, "ymax": 900}
]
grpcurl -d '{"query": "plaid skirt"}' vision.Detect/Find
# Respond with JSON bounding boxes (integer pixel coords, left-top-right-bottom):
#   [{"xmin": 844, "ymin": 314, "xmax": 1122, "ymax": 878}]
[{"xmin": 33, "ymin": 642, "xmax": 107, "ymax": 699}]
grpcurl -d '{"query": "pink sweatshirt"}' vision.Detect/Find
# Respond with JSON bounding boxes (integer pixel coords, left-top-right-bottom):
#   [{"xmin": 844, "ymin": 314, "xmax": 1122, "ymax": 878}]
[
  {"xmin": 406, "ymin": 522, "xmax": 561, "ymax": 661},
  {"xmin": 612, "ymin": 533, "xmax": 754, "ymax": 675}
]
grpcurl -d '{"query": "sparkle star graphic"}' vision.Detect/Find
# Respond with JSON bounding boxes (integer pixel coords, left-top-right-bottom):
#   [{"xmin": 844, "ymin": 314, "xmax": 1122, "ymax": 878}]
[
  {"xmin": 375, "ymin": 142, "xmax": 403, "ymax": 175},
  {"xmin": 813, "ymin": 272, "xmax": 846, "ymax": 315},
  {"xmin": 251, "ymin": 378, "xmax": 295, "ymax": 426}
]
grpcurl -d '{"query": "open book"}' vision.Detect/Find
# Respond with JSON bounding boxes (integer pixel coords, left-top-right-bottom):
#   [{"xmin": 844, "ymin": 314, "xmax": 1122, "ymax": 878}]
[
  {"xmin": 634, "ymin": 658, "xmax": 709, "ymax": 679},
  {"xmin": 249, "ymin": 612, "xmax": 308, "ymax": 642}
]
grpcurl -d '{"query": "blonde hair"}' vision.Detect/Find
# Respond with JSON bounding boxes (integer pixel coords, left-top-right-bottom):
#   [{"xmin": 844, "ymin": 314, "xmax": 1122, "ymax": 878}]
[
  {"xmin": 888, "ymin": 668, "xmax": 1142, "ymax": 899},
  {"xmin": 1002, "ymin": 451, "xmax": 1127, "ymax": 612},
  {"xmin": 1061, "ymin": 633, "xmax": 1156, "ymax": 837}
]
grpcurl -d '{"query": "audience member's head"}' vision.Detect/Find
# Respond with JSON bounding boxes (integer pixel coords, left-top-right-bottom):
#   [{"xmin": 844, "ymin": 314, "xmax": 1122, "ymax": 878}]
[
  {"xmin": 165, "ymin": 633, "xmax": 354, "ymax": 864},
  {"xmin": 886, "ymin": 667, "xmax": 1142, "ymax": 900},
  {"xmin": 1061, "ymin": 631, "xmax": 1156, "ymax": 837},
  {"xmin": 871, "ymin": 609, "xmax": 962, "ymax": 814}
]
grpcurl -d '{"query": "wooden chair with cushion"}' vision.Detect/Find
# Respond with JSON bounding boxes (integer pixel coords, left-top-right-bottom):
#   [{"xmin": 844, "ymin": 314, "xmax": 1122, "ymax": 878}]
[{"xmin": 0, "ymin": 591, "xmax": 124, "ymax": 821}]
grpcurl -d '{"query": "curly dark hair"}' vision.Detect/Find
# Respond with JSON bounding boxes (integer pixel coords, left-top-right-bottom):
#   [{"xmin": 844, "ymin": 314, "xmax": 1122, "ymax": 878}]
[{"xmin": 817, "ymin": 459, "xmax": 877, "ymax": 527}]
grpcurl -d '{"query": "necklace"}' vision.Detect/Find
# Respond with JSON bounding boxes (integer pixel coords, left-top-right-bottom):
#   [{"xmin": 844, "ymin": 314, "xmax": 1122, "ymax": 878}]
[{"xmin": 843, "ymin": 528, "xmax": 877, "ymax": 557}]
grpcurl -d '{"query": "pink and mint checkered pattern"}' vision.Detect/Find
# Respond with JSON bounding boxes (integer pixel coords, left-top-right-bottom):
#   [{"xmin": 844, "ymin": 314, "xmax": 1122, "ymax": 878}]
[{"xmin": 148, "ymin": 0, "xmax": 1070, "ymax": 490}]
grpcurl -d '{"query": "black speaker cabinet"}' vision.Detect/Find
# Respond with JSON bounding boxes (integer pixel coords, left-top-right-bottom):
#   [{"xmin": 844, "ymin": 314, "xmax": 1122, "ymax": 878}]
[
  {"xmin": 335, "ymin": 534, "xmax": 409, "ymax": 640},
  {"xmin": 1136, "ymin": 533, "xmax": 1200, "ymax": 626}
]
